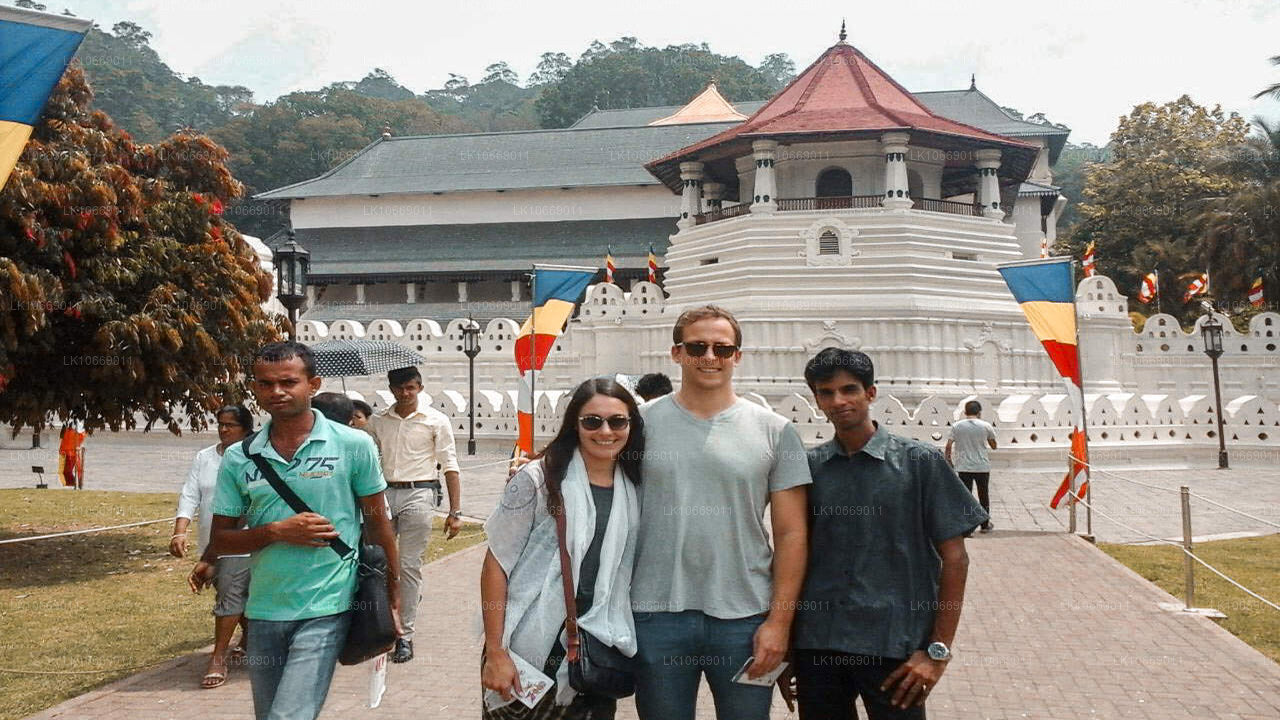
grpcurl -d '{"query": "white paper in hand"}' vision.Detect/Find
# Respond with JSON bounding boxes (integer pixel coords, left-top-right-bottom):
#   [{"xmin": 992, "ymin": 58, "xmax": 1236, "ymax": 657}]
[
  {"xmin": 368, "ymin": 652, "xmax": 388, "ymax": 708},
  {"xmin": 482, "ymin": 651, "xmax": 555, "ymax": 710},
  {"xmin": 731, "ymin": 657, "xmax": 789, "ymax": 687}
]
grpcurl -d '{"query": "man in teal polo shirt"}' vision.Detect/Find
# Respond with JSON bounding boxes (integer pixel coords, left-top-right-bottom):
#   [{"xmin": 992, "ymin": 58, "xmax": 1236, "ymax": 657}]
[{"xmin": 211, "ymin": 342, "xmax": 400, "ymax": 720}]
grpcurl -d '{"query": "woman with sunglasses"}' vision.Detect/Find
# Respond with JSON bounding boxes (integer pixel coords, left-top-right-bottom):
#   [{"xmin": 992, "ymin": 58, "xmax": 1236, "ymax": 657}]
[{"xmin": 481, "ymin": 377, "xmax": 645, "ymax": 719}]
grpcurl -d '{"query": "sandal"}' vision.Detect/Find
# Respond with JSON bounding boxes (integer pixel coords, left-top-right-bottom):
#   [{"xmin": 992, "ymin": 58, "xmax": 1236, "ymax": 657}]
[{"xmin": 201, "ymin": 671, "xmax": 227, "ymax": 689}]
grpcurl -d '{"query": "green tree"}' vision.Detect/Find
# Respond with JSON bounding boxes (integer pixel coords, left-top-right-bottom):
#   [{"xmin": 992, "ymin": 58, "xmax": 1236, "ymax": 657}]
[
  {"xmin": 482, "ymin": 62, "xmax": 518, "ymax": 85},
  {"xmin": 0, "ymin": 65, "xmax": 279, "ymax": 435},
  {"xmin": 528, "ymin": 52, "xmax": 572, "ymax": 86},
  {"xmin": 351, "ymin": 68, "xmax": 415, "ymax": 101},
  {"xmin": 758, "ymin": 53, "xmax": 797, "ymax": 92},
  {"xmin": 1051, "ymin": 141, "xmax": 1111, "ymax": 232},
  {"xmin": 534, "ymin": 39, "xmax": 777, "ymax": 128},
  {"xmin": 1067, "ymin": 96, "xmax": 1250, "ymax": 322}
]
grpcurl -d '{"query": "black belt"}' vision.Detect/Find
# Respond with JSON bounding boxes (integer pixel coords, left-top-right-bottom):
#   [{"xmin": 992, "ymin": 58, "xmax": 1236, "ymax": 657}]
[{"xmin": 386, "ymin": 480, "xmax": 439, "ymax": 489}]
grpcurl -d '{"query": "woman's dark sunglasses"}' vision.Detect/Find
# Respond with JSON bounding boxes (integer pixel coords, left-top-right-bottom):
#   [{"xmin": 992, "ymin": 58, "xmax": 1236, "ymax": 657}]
[
  {"xmin": 578, "ymin": 414, "xmax": 630, "ymax": 431},
  {"xmin": 679, "ymin": 342, "xmax": 738, "ymax": 358}
]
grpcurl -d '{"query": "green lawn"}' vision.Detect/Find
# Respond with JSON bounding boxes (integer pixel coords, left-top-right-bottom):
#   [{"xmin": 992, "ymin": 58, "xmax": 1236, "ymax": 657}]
[
  {"xmin": 1101, "ymin": 534, "xmax": 1280, "ymax": 663},
  {"xmin": 0, "ymin": 489, "xmax": 484, "ymax": 720}
]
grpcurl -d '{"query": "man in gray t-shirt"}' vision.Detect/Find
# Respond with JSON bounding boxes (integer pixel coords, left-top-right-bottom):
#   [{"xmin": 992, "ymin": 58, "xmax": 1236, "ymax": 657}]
[
  {"xmin": 632, "ymin": 306, "xmax": 811, "ymax": 720},
  {"xmin": 945, "ymin": 400, "xmax": 998, "ymax": 533}
]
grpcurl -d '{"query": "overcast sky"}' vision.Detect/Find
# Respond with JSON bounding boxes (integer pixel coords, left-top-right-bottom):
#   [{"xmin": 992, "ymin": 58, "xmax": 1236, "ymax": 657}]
[{"xmin": 56, "ymin": 0, "xmax": 1280, "ymax": 145}]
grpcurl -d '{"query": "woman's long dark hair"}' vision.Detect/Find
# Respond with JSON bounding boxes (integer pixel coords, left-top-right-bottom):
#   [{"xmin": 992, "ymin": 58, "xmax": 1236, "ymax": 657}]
[{"xmin": 536, "ymin": 377, "xmax": 644, "ymax": 517}]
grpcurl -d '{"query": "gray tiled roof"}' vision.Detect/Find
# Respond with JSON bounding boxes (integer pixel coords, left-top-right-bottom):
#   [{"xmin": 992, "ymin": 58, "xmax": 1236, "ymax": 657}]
[
  {"xmin": 303, "ymin": 301, "xmax": 528, "ymax": 324},
  {"xmin": 914, "ymin": 89, "xmax": 1069, "ymax": 163},
  {"xmin": 282, "ymin": 218, "xmax": 673, "ymax": 279},
  {"xmin": 256, "ymin": 123, "xmax": 739, "ymax": 200}
]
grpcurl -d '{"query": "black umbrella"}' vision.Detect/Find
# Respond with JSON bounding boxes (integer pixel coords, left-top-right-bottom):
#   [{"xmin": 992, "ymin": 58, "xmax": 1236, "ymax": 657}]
[{"xmin": 310, "ymin": 340, "xmax": 426, "ymax": 378}]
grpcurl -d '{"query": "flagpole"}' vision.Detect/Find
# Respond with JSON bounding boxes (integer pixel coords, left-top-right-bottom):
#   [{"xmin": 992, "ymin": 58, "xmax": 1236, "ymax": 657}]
[
  {"xmin": 528, "ymin": 268, "xmax": 537, "ymax": 455},
  {"xmin": 1155, "ymin": 268, "xmax": 1162, "ymax": 316},
  {"xmin": 1072, "ymin": 259, "xmax": 1093, "ymax": 540}
]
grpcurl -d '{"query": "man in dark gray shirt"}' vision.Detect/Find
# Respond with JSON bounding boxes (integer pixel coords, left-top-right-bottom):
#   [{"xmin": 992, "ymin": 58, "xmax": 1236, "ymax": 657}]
[{"xmin": 792, "ymin": 347, "xmax": 986, "ymax": 719}]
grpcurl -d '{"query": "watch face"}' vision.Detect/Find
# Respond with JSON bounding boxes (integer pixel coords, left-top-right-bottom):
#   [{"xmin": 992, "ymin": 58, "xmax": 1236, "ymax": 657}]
[{"xmin": 927, "ymin": 642, "xmax": 950, "ymax": 661}]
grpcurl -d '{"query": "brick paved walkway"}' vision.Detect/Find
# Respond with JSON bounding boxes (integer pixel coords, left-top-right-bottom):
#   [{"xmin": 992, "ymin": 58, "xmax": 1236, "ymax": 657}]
[
  {"xmin": 9, "ymin": 428, "xmax": 1280, "ymax": 718},
  {"xmin": 23, "ymin": 533, "xmax": 1280, "ymax": 719}
]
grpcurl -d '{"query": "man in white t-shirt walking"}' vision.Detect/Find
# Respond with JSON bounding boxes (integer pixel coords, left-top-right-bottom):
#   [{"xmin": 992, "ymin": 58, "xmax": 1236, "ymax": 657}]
[{"xmin": 945, "ymin": 400, "xmax": 998, "ymax": 533}]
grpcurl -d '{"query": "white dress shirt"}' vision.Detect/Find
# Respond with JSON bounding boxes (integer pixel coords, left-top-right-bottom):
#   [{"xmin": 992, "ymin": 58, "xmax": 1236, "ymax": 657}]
[
  {"xmin": 368, "ymin": 403, "xmax": 460, "ymax": 483},
  {"xmin": 175, "ymin": 444, "xmax": 249, "ymax": 558}
]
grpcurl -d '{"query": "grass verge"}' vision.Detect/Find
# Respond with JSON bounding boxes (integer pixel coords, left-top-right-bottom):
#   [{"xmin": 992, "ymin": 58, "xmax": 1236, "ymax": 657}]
[
  {"xmin": 1100, "ymin": 534, "xmax": 1279, "ymax": 663},
  {"xmin": 0, "ymin": 488, "xmax": 484, "ymax": 720}
]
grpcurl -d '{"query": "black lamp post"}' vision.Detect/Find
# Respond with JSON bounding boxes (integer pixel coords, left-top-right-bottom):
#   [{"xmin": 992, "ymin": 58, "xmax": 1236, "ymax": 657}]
[
  {"xmin": 1200, "ymin": 315, "xmax": 1228, "ymax": 469},
  {"xmin": 272, "ymin": 230, "xmax": 310, "ymax": 341},
  {"xmin": 462, "ymin": 315, "xmax": 482, "ymax": 455}
]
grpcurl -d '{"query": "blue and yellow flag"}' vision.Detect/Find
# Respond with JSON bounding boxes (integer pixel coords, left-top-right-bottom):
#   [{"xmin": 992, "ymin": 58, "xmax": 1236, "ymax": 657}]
[{"xmin": 0, "ymin": 6, "xmax": 92, "ymax": 190}]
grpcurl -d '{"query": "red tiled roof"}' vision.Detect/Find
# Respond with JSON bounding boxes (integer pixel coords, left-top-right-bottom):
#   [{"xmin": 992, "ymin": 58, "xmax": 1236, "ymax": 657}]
[{"xmin": 646, "ymin": 42, "xmax": 1038, "ymax": 191}]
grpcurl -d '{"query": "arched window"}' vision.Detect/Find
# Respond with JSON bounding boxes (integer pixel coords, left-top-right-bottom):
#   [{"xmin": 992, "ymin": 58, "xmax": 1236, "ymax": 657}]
[
  {"xmin": 818, "ymin": 230, "xmax": 840, "ymax": 255},
  {"xmin": 816, "ymin": 168, "xmax": 853, "ymax": 198}
]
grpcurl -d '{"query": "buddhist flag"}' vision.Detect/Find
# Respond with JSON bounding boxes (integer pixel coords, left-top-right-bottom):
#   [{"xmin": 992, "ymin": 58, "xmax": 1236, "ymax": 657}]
[
  {"xmin": 605, "ymin": 246, "xmax": 615, "ymax": 284},
  {"xmin": 514, "ymin": 264, "xmax": 596, "ymax": 454},
  {"xmin": 1138, "ymin": 272, "xmax": 1158, "ymax": 304},
  {"xmin": 1082, "ymin": 242, "xmax": 1096, "ymax": 277},
  {"xmin": 0, "ymin": 6, "xmax": 92, "ymax": 190},
  {"xmin": 997, "ymin": 257, "xmax": 1089, "ymax": 509},
  {"xmin": 647, "ymin": 244, "xmax": 658, "ymax": 284},
  {"xmin": 1039, "ymin": 237, "xmax": 1049, "ymax": 259},
  {"xmin": 1183, "ymin": 272, "xmax": 1208, "ymax": 303},
  {"xmin": 1249, "ymin": 277, "xmax": 1264, "ymax": 308}
]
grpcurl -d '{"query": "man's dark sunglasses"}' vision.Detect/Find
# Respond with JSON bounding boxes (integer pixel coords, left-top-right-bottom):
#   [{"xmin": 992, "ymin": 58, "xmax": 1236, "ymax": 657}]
[
  {"xmin": 679, "ymin": 342, "xmax": 739, "ymax": 358},
  {"xmin": 578, "ymin": 414, "xmax": 630, "ymax": 431}
]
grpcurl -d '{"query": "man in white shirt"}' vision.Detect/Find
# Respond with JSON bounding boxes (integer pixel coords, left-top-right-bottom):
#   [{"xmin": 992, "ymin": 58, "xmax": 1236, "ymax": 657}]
[
  {"xmin": 945, "ymin": 400, "xmax": 998, "ymax": 533},
  {"xmin": 368, "ymin": 366, "xmax": 463, "ymax": 663}
]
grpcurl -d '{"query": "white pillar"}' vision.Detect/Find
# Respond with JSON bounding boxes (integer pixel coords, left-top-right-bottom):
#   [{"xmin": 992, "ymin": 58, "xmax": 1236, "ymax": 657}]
[
  {"xmin": 355, "ymin": 283, "xmax": 366, "ymax": 304},
  {"xmin": 306, "ymin": 286, "xmax": 316, "ymax": 307},
  {"xmin": 750, "ymin": 140, "xmax": 778, "ymax": 214},
  {"xmin": 405, "ymin": 282, "xmax": 416, "ymax": 304},
  {"xmin": 457, "ymin": 281, "xmax": 468, "ymax": 303},
  {"xmin": 511, "ymin": 280, "xmax": 522, "ymax": 302},
  {"xmin": 702, "ymin": 181, "xmax": 725, "ymax": 213},
  {"xmin": 677, "ymin": 161, "xmax": 705, "ymax": 230},
  {"xmin": 975, "ymin": 149, "xmax": 1004, "ymax": 220},
  {"xmin": 881, "ymin": 132, "xmax": 912, "ymax": 210}
]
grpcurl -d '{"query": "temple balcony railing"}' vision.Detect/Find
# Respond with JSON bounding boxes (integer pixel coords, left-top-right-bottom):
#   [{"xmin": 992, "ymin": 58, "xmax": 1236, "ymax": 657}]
[{"xmin": 691, "ymin": 195, "xmax": 982, "ymax": 225}]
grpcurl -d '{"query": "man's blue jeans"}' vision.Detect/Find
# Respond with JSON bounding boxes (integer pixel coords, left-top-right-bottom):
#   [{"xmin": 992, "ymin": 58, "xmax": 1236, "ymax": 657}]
[
  {"xmin": 633, "ymin": 610, "xmax": 774, "ymax": 720},
  {"xmin": 246, "ymin": 612, "xmax": 351, "ymax": 720}
]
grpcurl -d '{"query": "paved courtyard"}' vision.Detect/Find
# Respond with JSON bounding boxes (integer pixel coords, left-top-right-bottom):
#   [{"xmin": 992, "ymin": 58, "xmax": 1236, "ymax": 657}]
[{"xmin": 5, "ymin": 426, "xmax": 1280, "ymax": 719}]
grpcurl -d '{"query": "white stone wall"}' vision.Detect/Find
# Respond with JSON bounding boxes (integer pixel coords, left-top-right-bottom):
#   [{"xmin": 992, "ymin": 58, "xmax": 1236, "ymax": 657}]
[{"xmin": 289, "ymin": 185, "xmax": 682, "ymax": 228}]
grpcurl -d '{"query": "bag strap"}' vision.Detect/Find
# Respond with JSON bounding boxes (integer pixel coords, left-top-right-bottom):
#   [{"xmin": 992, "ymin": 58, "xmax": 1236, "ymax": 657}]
[
  {"xmin": 240, "ymin": 433, "xmax": 354, "ymax": 559},
  {"xmin": 552, "ymin": 497, "xmax": 581, "ymax": 664}
]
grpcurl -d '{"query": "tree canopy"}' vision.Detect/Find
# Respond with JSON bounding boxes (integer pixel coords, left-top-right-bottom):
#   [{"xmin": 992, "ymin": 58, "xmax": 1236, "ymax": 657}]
[
  {"xmin": 0, "ymin": 65, "xmax": 279, "ymax": 434},
  {"xmin": 1066, "ymin": 96, "xmax": 1251, "ymax": 322}
]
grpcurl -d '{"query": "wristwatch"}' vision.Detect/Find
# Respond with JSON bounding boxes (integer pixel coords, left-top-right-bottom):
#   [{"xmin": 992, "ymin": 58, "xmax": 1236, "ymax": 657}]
[
  {"xmin": 447, "ymin": 510, "xmax": 462, "ymax": 520},
  {"xmin": 927, "ymin": 641, "xmax": 952, "ymax": 662}
]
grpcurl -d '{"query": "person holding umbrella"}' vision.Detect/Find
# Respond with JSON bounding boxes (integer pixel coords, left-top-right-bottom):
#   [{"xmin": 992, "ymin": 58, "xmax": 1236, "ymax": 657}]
[{"xmin": 368, "ymin": 366, "xmax": 463, "ymax": 663}]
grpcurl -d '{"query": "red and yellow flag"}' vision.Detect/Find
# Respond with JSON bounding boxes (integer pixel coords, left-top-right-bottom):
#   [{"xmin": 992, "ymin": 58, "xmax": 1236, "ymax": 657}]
[
  {"xmin": 1138, "ymin": 272, "xmax": 1158, "ymax": 304},
  {"xmin": 1082, "ymin": 242, "xmax": 1096, "ymax": 277},
  {"xmin": 605, "ymin": 247, "xmax": 615, "ymax": 284},
  {"xmin": 1249, "ymin": 277, "xmax": 1264, "ymax": 308},
  {"xmin": 647, "ymin": 244, "xmax": 658, "ymax": 284},
  {"xmin": 1182, "ymin": 273, "xmax": 1208, "ymax": 303}
]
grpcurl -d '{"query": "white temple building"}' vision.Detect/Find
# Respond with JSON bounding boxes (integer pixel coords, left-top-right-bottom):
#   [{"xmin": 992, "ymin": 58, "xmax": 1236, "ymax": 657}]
[{"xmin": 259, "ymin": 36, "xmax": 1280, "ymax": 465}]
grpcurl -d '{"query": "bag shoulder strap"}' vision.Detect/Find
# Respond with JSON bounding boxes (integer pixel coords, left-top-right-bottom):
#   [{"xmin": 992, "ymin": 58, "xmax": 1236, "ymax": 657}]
[
  {"xmin": 240, "ymin": 433, "xmax": 354, "ymax": 559},
  {"xmin": 552, "ymin": 497, "xmax": 581, "ymax": 663}
]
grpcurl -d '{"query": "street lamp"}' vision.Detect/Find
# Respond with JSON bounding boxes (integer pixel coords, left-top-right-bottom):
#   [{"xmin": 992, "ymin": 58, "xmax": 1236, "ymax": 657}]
[
  {"xmin": 1199, "ymin": 315, "xmax": 1228, "ymax": 469},
  {"xmin": 462, "ymin": 315, "xmax": 482, "ymax": 455},
  {"xmin": 273, "ymin": 230, "xmax": 310, "ymax": 341}
]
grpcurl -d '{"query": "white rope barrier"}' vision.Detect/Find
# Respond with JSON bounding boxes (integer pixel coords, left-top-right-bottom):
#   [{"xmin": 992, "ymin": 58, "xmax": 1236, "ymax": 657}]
[
  {"xmin": 1071, "ymin": 456, "xmax": 1280, "ymax": 529},
  {"xmin": 1065, "ymin": 489, "xmax": 1280, "ymax": 613},
  {"xmin": 0, "ymin": 517, "xmax": 175, "ymax": 545}
]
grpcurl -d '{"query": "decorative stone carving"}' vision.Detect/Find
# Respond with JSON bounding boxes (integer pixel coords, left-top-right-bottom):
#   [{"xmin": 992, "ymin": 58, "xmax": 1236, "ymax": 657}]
[
  {"xmin": 805, "ymin": 320, "xmax": 861, "ymax": 352},
  {"xmin": 800, "ymin": 218, "xmax": 859, "ymax": 266},
  {"xmin": 963, "ymin": 322, "xmax": 1012, "ymax": 352}
]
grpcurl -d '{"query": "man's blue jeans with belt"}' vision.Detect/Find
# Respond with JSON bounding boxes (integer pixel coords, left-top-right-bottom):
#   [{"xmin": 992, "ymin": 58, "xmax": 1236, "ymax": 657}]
[
  {"xmin": 633, "ymin": 610, "xmax": 774, "ymax": 720},
  {"xmin": 246, "ymin": 611, "xmax": 350, "ymax": 720}
]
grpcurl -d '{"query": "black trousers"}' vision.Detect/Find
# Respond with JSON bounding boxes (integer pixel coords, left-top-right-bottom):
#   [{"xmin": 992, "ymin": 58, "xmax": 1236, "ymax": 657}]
[
  {"xmin": 793, "ymin": 650, "xmax": 926, "ymax": 720},
  {"xmin": 958, "ymin": 471, "xmax": 991, "ymax": 520}
]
